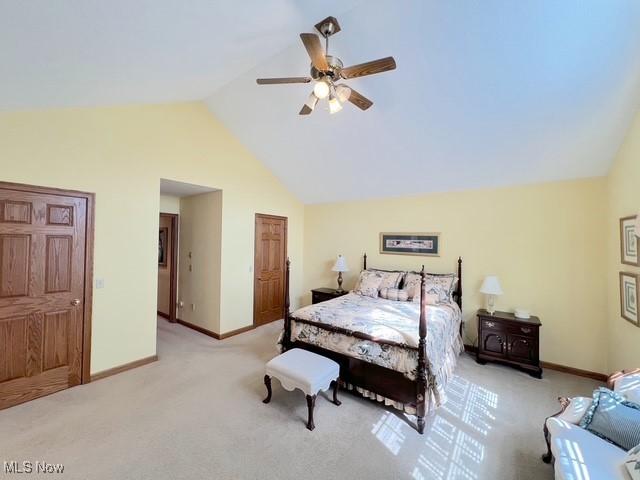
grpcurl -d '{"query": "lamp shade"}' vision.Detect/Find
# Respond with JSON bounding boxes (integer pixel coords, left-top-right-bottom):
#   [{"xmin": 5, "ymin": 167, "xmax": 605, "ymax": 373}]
[
  {"xmin": 480, "ymin": 276, "xmax": 503, "ymax": 295},
  {"xmin": 332, "ymin": 255, "xmax": 349, "ymax": 272}
]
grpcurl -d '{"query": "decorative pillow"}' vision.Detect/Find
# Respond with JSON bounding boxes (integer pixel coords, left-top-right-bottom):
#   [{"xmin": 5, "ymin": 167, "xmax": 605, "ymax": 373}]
[
  {"xmin": 379, "ymin": 288, "xmax": 409, "ymax": 302},
  {"xmin": 353, "ymin": 270, "xmax": 385, "ymax": 298},
  {"xmin": 579, "ymin": 387, "xmax": 640, "ymax": 450},
  {"xmin": 615, "ymin": 373, "xmax": 640, "ymax": 405},
  {"xmin": 369, "ymin": 269, "xmax": 404, "ymax": 290},
  {"xmin": 625, "ymin": 443, "xmax": 640, "ymax": 480},
  {"xmin": 425, "ymin": 274, "xmax": 458, "ymax": 303},
  {"xmin": 404, "ymin": 272, "xmax": 458, "ymax": 304}
]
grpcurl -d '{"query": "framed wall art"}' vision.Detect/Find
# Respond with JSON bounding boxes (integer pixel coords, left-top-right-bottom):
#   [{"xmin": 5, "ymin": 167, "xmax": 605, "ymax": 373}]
[
  {"xmin": 620, "ymin": 271, "xmax": 639, "ymax": 327},
  {"xmin": 379, "ymin": 232, "xmax": 440, "ymax": 257},
  {"xmin": 620, "ymin": 216, "xmax": 639, "ymax": 266}
]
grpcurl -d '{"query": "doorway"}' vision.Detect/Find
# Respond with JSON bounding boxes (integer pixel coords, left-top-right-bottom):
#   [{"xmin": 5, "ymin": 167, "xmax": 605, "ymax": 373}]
[
  {"xmin": 157, "ymin": 213, "xmax": 178, "ymax": 323},
  {"xmin": 0, "ymin": 181, "xmax": 94, "ymax": 410},
  {"xmin": 253, "ymin": 214, "xmax": 287, "ymax": 326}
]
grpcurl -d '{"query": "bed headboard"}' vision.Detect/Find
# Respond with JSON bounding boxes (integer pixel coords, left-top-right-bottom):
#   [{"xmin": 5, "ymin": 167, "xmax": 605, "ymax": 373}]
[{"xmin": 362, "ymin": 253, "xmax": 463, "ymax": 311}]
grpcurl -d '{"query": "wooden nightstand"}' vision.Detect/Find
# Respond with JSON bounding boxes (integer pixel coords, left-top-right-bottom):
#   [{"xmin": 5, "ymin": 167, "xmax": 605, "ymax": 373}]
[
  {"xmin": 311, "ymin": 288, "xmax": 348, "ymax": 304},
  {"xmin": 476, "ymin": 309, "xmax": 542, "ymax": 378}
]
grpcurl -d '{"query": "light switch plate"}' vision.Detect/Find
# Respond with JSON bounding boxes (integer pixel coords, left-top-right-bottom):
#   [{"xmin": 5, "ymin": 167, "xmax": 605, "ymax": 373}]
[{"xmin": 95, "ymin": 278, "xmax": 105, "ymax": 289}]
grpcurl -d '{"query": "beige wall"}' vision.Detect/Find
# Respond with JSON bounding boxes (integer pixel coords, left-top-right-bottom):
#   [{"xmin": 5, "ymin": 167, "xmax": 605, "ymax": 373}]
[
  {"xmin": 160, "ymin": 194, "xmax": 180, "ymax": 215},
  {"xmin": 304, "ymin": 178, "xmax": 608, "ymax": 374},
  {"xmin": 0, "ymin": 103, "xmax": 304, "ymax": 374},
  {"xmin": 178, "ymin": 191, "xmax": 223, "ymax": 333},
  {"xmin": 607, "ymin": 109, "xmax": 640, "ymax": 372}
]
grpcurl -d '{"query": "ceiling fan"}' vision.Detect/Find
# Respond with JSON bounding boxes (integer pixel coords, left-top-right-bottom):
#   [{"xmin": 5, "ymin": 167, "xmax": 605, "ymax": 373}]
[{"xmin": 256, "ymin": 16, "xmax": 396, "ymax": 115}]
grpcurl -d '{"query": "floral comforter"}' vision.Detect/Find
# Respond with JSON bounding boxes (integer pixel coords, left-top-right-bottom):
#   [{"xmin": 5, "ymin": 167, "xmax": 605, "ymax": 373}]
[{"xmin": 284, "ymin": 293, "xmax": 464, "ymax": 414}]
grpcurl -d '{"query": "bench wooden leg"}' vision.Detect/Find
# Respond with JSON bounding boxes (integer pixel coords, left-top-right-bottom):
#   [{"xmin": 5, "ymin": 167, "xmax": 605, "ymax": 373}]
[
  {"xmin": 306, "ymin": 394, "xmax": 316, "ymax": 431},
  {"xmin": 263, "ymin": 375, "xmax": 272, "ymax": 404},
  {"xmin": 332, "ymin": 379, "xmax": 341, "ymax": 406}
]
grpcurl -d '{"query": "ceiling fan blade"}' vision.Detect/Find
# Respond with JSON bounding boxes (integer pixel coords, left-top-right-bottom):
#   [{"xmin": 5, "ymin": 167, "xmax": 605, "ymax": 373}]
[
  {"xmin": 347, "ymin": 88, "xmax": 373, "ymax": 110},
  {"xmin": 256, "ymin": 77, "xmax": 311, "ymax": 85},
  {"xmin": 341, "ymin": 56, "xmax": 396, "ymax": 79},
  {"xmin": 300, "ymin": 33, "xmax": 329, "ymax": 71},
  {"xmin": 299, "ymin": 104, "xmax": 313, "ymax": 115}
]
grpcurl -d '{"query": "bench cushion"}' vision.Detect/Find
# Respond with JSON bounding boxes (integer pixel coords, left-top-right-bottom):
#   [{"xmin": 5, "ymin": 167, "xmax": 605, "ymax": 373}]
[
  {"xmin": 547, "ymin": 418, "xmax": 627, "ymax": 480},
  {"xmin": 266, "ymin": 348, "xmax": 340, "ymax": 396}
]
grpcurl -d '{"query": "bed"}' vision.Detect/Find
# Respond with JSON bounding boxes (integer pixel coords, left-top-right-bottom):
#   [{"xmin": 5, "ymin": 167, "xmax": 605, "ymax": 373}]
[{"xmin": 280, "ymin": 255, "xmax": 464, "ymax": 433}]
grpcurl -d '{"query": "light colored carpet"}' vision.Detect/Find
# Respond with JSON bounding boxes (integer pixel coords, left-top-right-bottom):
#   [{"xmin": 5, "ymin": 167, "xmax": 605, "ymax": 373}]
[{"xmin": 0, "ymin": 318, "xmax": 600, "ymax": 480}]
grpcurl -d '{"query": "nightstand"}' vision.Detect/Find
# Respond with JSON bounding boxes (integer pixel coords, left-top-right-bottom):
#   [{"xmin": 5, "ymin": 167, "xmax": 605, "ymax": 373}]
[
  {"xmin": 476, "ymin": 309, "xmax": 542, "ymax": 378},
  {"xmin": 311, "ymin": 288, "xmax": 348, "ymax": 304}
]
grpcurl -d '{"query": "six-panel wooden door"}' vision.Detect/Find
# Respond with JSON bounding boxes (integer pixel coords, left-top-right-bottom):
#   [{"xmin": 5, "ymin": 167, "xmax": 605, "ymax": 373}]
[
  {"xmin": 0, "ymin": 186, "xmax": 88, "ymax": 409},
  {"xmin": 254, "ymin": 214, "xmax": 287, "ymax": 326}
]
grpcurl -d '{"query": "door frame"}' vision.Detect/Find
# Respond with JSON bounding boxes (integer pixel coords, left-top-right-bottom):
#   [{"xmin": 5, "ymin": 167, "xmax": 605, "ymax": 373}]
[
  {"xmin": 0, "ymin": 181, "xmax": 95, "ymax": 384},
  {"xmin": 158, "ymin": 213, "xmax": 179, "ymax": 323},
  {"xmin": 253, "ymin": 213, "xmax": 288, "ymax": 327}
]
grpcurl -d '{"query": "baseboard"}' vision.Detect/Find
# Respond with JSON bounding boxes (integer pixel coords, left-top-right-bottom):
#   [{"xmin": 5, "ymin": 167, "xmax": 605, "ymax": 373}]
[
  {"xmin": 157, "ymin": 311, "xmax": 170, "ymax": 320},
  {"xmin": 177, "ymin": 318, "xmax": 218, "ymax": 338},
  {"xmin": 218, "ymin": 324, "xmax": 256, "ymax": 339},
  {"xmin": 539, "ymin": 361, "xmax": 608, "ymax": 382},
  {"xmin": 463, "ymin": 344, "xmax": 607, "ymax": 382},
  {"xmin": 91, "ymin": 355, "xmax": 158, "ymax": 382},
  {"xmin": 176, "ymin": 318, "xmax": 256, "ymax": 340}
]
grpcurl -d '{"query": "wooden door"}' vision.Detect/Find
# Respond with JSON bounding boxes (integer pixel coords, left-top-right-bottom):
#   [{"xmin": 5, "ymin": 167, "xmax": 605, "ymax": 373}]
[
  {"xmin": 0, "ymin": 185, "xmax": 91, "ymax": 410},
  {"xmin": 254, "ymin": 214, "xmax": 287, "ymax": 326},
  {"xmin": 157, "ymin": 213, "xmax": 178, "ymax": 322}
]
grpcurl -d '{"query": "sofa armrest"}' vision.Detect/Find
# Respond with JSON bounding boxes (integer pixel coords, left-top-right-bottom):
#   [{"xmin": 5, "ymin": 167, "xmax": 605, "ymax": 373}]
[
  {"xmin": 542, "ymin": 396, "xmax": 589, "ymax": 464},
  {"xmin": 555, "ymin": 396, "xmax": 592, "ymax": 425}
]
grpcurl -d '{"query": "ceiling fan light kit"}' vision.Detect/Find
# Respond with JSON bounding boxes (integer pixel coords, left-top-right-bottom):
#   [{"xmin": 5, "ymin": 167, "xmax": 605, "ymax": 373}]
[{"xmin": 256, "ymin": 16, "xmax": 396, "ymax": 115}]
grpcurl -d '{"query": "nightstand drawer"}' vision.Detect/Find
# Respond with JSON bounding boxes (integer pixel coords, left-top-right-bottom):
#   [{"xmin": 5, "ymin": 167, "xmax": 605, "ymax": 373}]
[
  {"xmin": 311, "ymin": 288, "xmax": 347, "ymax": 305},
  {"xmin": 481, "ymin": 319, "xmax": 503, "ymax": 331},
  {"xmin": 312, "ymin": 292, "xmax": 327, "ymax": 304},
  {"xmin": 508, "ymin": 325, "xmax": 537, "ymax": 337}
]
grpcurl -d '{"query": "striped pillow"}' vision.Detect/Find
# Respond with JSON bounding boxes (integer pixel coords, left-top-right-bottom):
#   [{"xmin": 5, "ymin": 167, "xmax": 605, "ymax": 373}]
[
  {"xmin": 379, "ymin": 288, "xmax": 409, "ymax": 302},
  {"xmin": 579, "ymin": 387, "xmax": 640, "ymax": 450}
]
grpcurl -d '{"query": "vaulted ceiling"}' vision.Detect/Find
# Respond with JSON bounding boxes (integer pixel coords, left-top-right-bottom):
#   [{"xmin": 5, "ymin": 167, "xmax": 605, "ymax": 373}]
[{"xmin": 2, "ymin": 1, "xmax": 640, "ymax": 203}]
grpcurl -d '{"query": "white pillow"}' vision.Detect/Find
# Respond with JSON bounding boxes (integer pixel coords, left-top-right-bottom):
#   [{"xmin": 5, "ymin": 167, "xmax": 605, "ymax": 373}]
[
  {"xmin": 615, "ymin": 373, "xmax": 640, "ymax": 404},
  {"xmin": 625, "ymin": 444, "xmax": 640, "ymax": 480}
]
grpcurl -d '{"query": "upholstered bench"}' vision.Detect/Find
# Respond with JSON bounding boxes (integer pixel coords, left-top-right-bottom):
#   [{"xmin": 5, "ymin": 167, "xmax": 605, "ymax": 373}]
[{"xmin": 263, "ymin": 348, "xmax": 341, "ymax": 431}]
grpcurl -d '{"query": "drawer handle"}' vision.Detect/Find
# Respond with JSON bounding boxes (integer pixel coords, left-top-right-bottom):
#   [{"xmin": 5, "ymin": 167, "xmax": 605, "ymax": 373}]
[
  {"xmin": 521, "ymin": 327, "xmax": 532, "ymax": 334},
  {"xmin": 485, "ymin": 321, "xmax": 496, "ymax": 328}
]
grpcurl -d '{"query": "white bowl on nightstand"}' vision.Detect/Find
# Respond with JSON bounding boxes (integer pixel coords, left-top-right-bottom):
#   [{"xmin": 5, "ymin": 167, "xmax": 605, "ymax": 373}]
[{"xmin": 514, "ymin": 309, "xmax": 530, "ymax": 319}]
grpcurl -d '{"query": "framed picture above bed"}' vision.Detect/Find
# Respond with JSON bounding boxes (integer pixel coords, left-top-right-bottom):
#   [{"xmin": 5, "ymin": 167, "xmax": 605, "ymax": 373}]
[
  {"xmin": 380, "ymin": 232, "xmax": 440, "ymax": 257},
  {"xmin": 620, "ymin": 216, "xmax": 639, "ymax": 266},
  {"xmin": 620, "ymin": 272, "xmax": 639, "ymax": 327}
]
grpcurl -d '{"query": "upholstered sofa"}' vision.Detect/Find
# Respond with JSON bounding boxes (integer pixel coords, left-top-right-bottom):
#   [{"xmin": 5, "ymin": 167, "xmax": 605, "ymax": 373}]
[{"xmin": 543, "ymin": 369, "xmax": 640, "ymax": 479}]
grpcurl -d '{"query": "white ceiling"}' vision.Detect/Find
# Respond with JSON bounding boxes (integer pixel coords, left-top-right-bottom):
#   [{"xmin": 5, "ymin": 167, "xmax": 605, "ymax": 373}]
[
  {"xmin": 0, "ymin": 0, "xmax": 362, "ymax": 110},
  {"xmin": 3, "ymin": 1, "xmax": 640, "ymax": 204}
]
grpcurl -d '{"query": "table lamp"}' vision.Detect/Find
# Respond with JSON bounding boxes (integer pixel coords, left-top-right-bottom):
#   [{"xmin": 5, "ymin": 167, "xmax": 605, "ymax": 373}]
[
  {"xmin": 332, "ymin": 255, "xmax": 349, "ymax": 293},
  {"xmin": 480, "ymin": 275, "xmax": 503, "ymax": 315}
]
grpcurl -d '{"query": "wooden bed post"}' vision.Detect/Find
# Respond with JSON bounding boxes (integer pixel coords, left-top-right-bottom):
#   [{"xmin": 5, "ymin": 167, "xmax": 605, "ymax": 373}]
[
  {"xmin": 363, "ymin": 252, "xmax": 367, "ymax": 271},
  {"xmin": 283, "ymin": 257, "xmax": 291, "ymax": 351},
  {"xmin": 416, "ymin": 265, "xmax": 427, "ymax": 434},
  {"xmin": 456, "ymin": 256, "xmax": 463, "ymax": 310}
]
